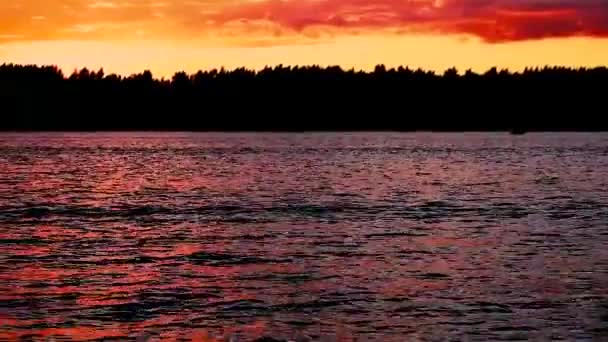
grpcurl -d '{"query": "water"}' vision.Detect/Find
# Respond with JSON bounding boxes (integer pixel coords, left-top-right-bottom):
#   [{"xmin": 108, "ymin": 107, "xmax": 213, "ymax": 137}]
[{"xmin": 1, "ymin": 133, "xmax": 608, "ymax": 341}]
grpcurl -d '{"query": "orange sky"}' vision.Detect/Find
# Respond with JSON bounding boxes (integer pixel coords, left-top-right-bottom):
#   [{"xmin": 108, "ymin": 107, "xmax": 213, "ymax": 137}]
[{"xmin": 1, "ymin": 0, "xmax": 608, "ymax": 77}]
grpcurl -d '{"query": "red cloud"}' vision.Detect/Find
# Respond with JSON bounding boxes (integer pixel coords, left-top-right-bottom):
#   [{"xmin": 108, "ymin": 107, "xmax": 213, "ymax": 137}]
[{"xmin": 211, "ymin": 0, "xmax": 608, "ymax": 42}]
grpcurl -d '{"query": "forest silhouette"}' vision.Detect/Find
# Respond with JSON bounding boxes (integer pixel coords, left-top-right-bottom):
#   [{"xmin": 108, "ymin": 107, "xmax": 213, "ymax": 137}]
[{"xmin": 1, "ymin": 63, "xmax": 607, "ymax": 131}]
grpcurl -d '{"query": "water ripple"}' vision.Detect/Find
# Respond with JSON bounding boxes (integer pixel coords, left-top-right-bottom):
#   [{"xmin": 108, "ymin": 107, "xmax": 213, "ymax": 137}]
[{"xmin": 1, "ymin": 132, "xmax": 608, "ymax": 341}]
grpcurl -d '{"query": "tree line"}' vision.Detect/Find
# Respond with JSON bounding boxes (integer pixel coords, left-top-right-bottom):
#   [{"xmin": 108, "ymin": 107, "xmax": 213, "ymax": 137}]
[{"xmin": 1, "ymin": 63, "xmax": 607, "ymax": 131}]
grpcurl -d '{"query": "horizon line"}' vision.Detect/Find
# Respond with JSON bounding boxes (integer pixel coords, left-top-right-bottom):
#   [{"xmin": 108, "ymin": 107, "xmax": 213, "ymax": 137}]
[{"xmin": 3, "ymin": 62, "xmax": 608, "ymax": 78}]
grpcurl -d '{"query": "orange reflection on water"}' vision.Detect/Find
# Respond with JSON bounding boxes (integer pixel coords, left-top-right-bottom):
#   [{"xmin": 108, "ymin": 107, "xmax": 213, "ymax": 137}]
[
  {"xmin": 0, "ymin": 325, "xmax": 127, "ymax": 341},
  {"xmin": 2, "ymin": 264, "xmax": 79, "ymax": 284},
  {"xmin": 3, "ymin": 133, "xmax": 608, "ymax": 341},
  {"xmin": 140, "ymin": 243, "xmax": 202, "ymax": 259}
]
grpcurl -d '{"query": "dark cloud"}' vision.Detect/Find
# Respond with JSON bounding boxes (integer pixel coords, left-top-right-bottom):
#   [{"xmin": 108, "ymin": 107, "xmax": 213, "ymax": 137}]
[
  {"xmin": 211, "ymin": 0, "xmax": 608, "ymax": 42},
  {"xmin": 1, "ymin": 0, "xmax": 607, "ymax": 43}
]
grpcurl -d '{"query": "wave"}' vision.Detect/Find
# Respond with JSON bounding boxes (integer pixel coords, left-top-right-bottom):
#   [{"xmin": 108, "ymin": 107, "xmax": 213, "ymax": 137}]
[{"xmin": 0, "ymin": 200, "xmax": 537, "ymax": 224}]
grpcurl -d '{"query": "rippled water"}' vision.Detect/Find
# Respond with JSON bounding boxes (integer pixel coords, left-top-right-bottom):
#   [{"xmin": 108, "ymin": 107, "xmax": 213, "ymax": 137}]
[{"xmin": 1, "ymin": 133, "xmax": 608, "ymax": 341}]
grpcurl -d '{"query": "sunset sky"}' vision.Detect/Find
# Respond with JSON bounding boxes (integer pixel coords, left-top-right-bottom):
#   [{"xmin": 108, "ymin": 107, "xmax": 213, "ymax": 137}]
[{"xmin": 1, "ymin": 0, "xmax": 608, "ymax": 76}]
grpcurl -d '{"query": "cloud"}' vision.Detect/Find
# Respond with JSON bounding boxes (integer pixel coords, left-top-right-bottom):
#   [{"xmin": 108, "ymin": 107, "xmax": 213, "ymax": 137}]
[
  {"xmin": 210, "ymin": 0, "xmax": 608, "ymax": 42},
  {"xmin": 88, "ymin": 1, "xmax": 120, "ymax": 9},
  {"xmin": 0, "ymin": 0, "xmax": 175, "ymax": 41},
  {"xmin": 0, "ymin": 0, "xmax": 607, "ymax": 44}
]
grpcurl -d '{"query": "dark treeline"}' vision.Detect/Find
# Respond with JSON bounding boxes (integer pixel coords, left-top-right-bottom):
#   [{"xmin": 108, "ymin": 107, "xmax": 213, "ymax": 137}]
[{"xmin": 1, "ymin": 63, "xmax": 607, "ymax": 131}]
